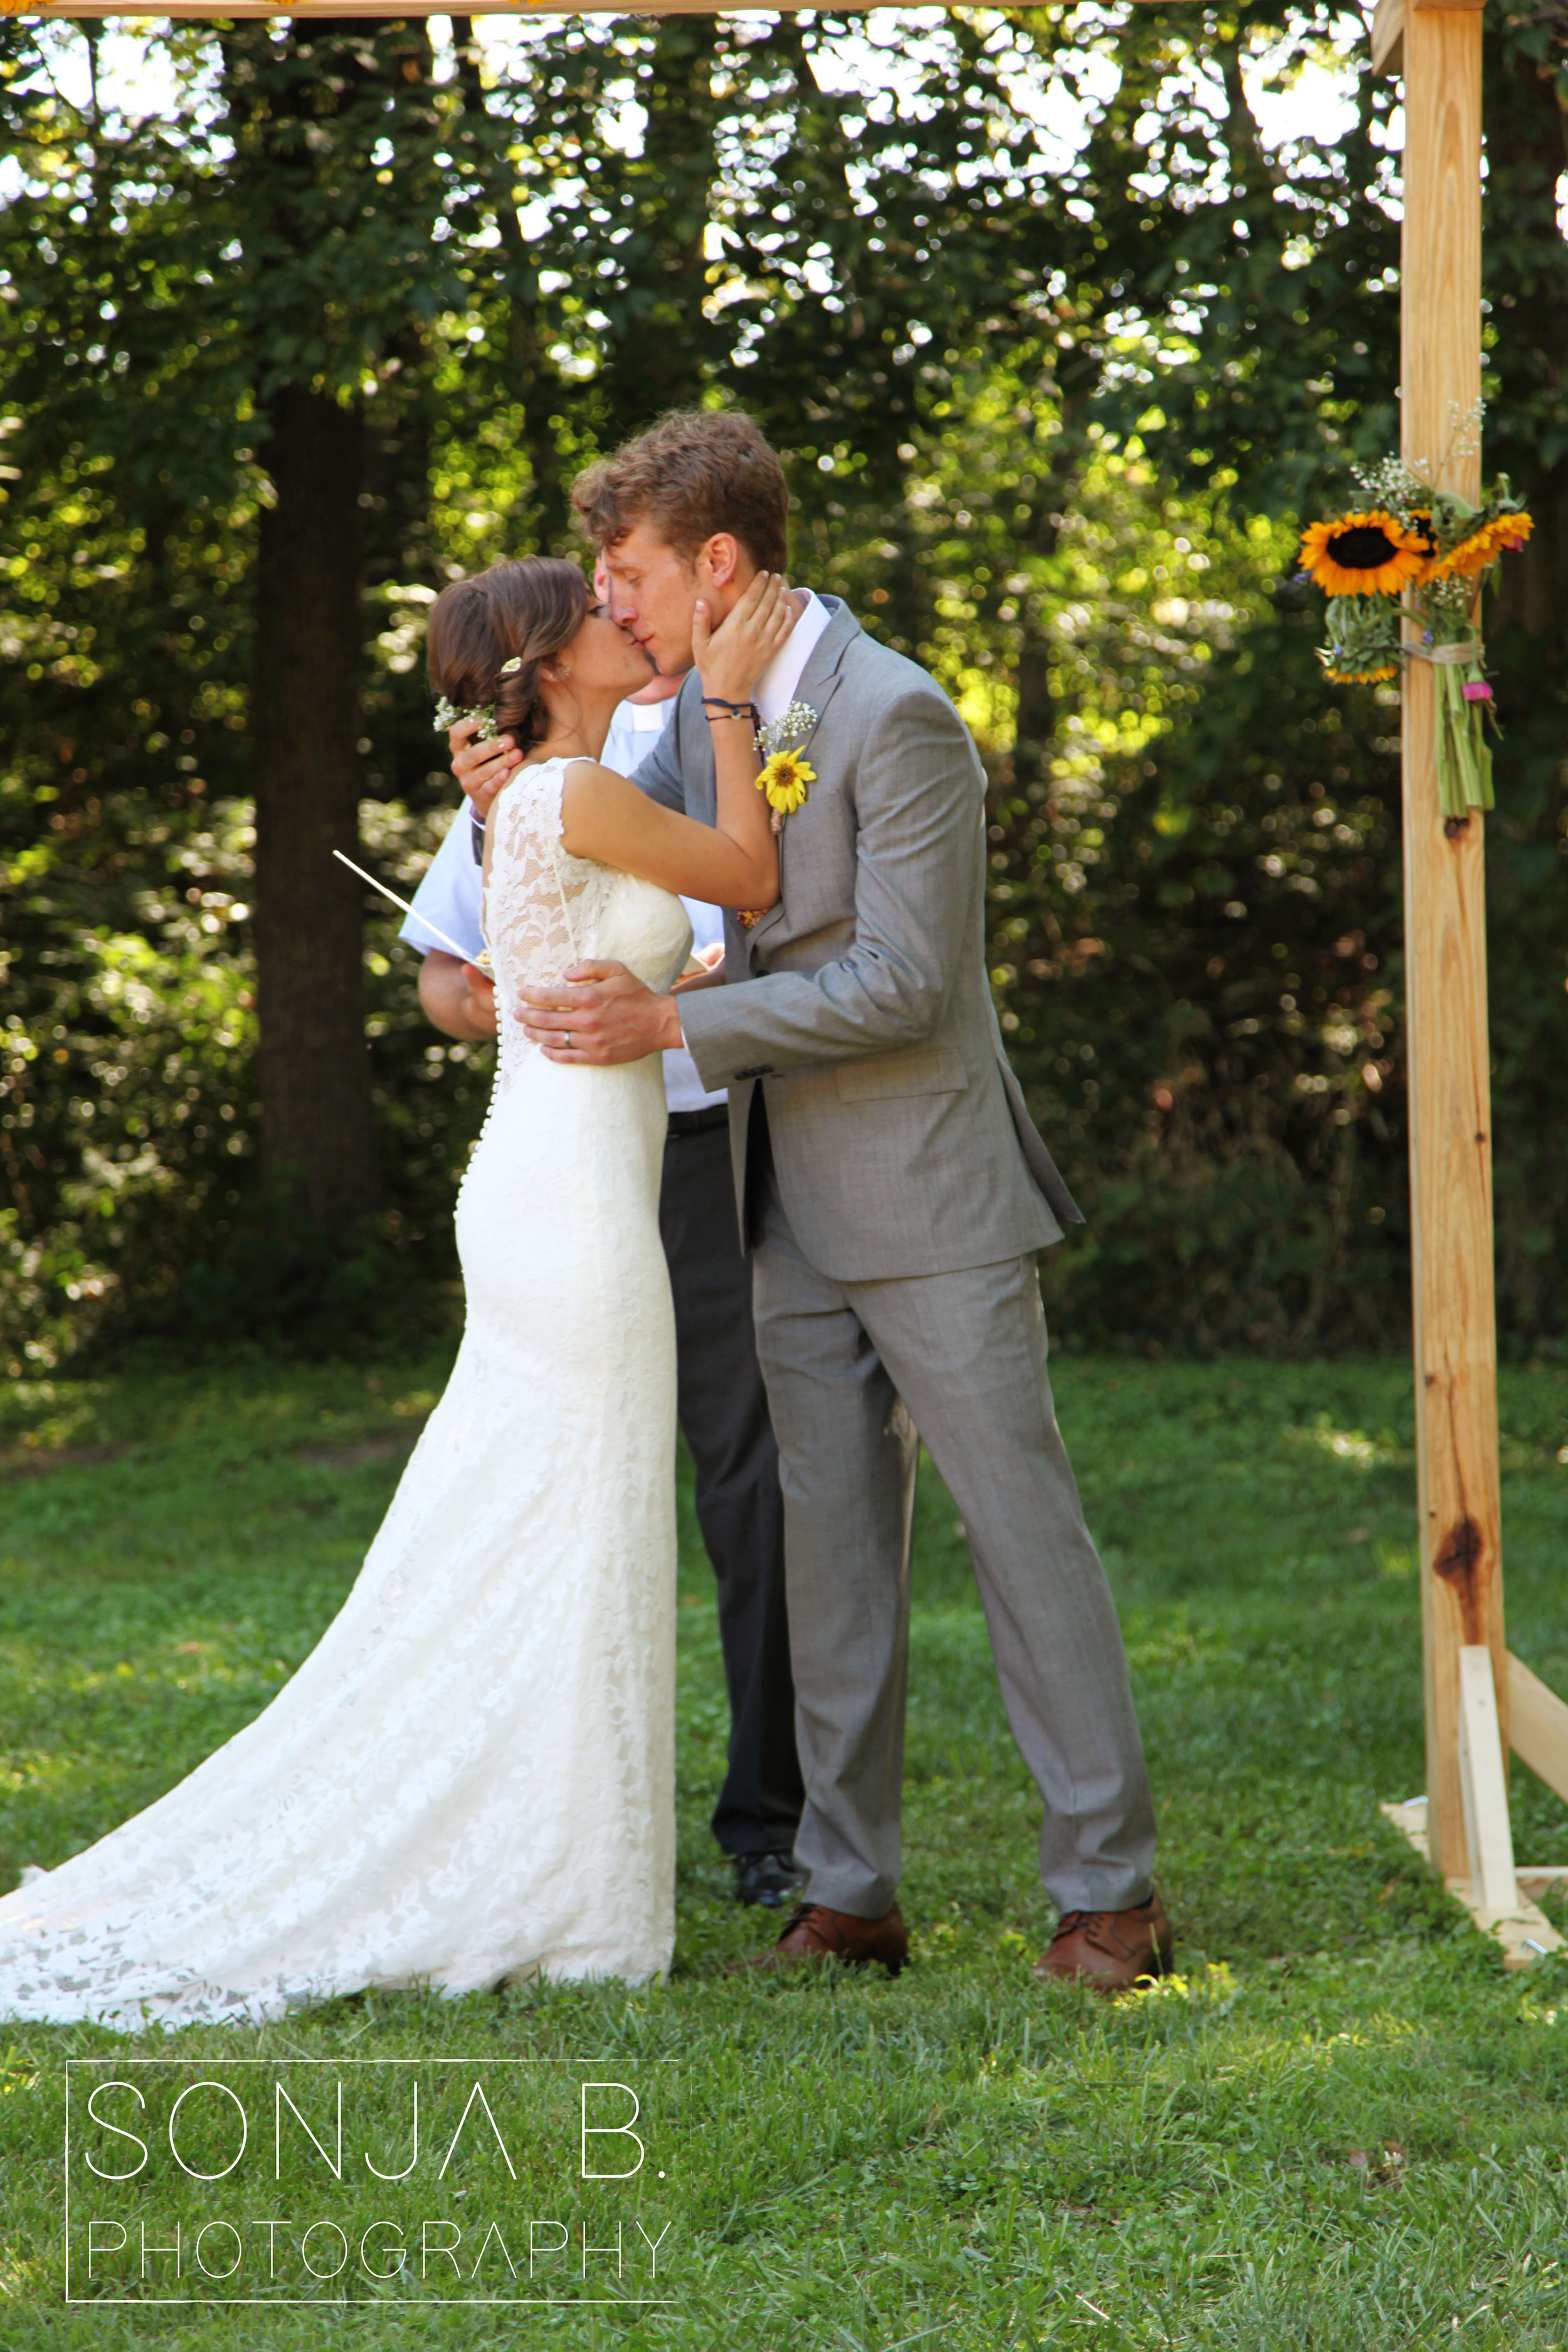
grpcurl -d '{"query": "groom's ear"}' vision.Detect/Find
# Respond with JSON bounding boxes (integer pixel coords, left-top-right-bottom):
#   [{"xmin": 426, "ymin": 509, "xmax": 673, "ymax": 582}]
[{"xmin": 696, "ymin": 533, "xmax": 741, "ymax": 591}]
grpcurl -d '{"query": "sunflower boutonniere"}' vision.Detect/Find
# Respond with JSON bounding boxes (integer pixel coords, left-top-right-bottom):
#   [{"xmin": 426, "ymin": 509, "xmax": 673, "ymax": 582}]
[
  {"xmin": 756, "ymin": 746, "xmax": 816, "ymax": 820},
  {"xmin": 755, "ymin": 701, "xmax": 819, "ymax": 832}
]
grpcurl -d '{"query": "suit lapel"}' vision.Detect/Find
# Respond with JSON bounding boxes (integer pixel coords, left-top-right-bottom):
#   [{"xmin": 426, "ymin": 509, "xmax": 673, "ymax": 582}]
[
  {"xmin": 793, "ymin": 598, "xmax": 860, "ymax": 722},
  {"xmin": 675, "ymin": 669, "xmax": 718, "ymax": 821},
  {"xmin": 744, "ymin": 600, "xmax": 862, "ymax": 963}
]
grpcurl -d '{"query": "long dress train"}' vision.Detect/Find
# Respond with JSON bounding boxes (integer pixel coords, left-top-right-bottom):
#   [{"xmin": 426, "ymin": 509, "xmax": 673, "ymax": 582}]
[{"xmin": 0, "ymin": 758, "xmax": 693, "ymax": 2026}]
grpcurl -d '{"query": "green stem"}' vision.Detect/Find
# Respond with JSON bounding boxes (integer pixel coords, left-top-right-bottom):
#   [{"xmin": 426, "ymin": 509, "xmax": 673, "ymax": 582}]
[{"xmin": 1433, "ymin": 662, "xmax": 1493, "ymax": 817}]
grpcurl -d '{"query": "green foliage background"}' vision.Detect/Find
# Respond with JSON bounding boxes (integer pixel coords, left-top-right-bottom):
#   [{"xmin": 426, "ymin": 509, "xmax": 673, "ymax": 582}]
[{"xmin": 1, "ymin": 6, "xmax": 1565, "ymax": 1370}]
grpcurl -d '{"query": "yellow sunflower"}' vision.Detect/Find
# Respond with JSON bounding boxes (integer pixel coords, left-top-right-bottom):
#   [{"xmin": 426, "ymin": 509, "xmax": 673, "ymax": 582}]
[
  {"xmin": 1323, "ymin": 662, "xmax": 1399, "ymax": 686},
  {"xmin": 757, "ymin": 749, "xmax": 815, "ymax": 817},
  {"xmin": 1300, "ymin": 511, "xmax": 1428, "ymax": 598},
  {"xmin": 1423, "ymin": 510, "xmax": 1534, "ymax": 583}
]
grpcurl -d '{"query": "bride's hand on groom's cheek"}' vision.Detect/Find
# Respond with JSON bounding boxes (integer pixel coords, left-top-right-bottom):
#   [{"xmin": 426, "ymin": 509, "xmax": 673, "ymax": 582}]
[
  {"xmin": 519, "ymin": 962, "xmax": 685, "ymax": 1064},
  {"xmin": 450, "ymin": 719, "xmax": 522, "ymax": 816}
]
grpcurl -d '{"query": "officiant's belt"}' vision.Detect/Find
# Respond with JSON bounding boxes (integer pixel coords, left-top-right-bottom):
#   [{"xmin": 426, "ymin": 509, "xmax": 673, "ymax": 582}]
[{"xmin": 667, "ymin": 1105, "xmax": 730, "ymax": 1138}]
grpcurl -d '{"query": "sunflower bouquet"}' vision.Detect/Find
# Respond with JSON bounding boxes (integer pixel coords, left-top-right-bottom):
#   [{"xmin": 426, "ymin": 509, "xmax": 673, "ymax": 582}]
[{"xmin": 1299, "ymin": 452, "xmax": 1532, "ymax": 818}]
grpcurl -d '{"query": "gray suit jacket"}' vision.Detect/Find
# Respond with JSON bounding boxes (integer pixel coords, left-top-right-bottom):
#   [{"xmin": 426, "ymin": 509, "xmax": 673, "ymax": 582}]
[{"xmin": 636, "ymin": 598, "xmax": 1082, "ymax": 1281}]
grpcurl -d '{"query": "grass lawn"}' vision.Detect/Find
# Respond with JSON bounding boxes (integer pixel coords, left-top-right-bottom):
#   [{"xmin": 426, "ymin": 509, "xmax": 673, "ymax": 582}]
[{"xmin": 1, "ymin": 1342, "xmax": 1567, "ymax": 2348}]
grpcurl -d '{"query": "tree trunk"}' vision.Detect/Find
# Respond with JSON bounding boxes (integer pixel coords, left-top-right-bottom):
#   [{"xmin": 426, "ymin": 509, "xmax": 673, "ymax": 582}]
[{"xmin": 252, "ymin": 383, "xmax": 379, "ymax": 1229}]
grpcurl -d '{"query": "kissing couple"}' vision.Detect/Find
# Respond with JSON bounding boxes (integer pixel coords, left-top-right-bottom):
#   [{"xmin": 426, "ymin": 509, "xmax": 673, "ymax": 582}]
[{"xmin": 0, "ymin": 411, "xmax": 1167, "ymax": 2026}]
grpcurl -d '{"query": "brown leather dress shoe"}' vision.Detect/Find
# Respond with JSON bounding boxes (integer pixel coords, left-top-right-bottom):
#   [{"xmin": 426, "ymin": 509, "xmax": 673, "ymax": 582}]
[
  {"xmin": 734, "ymin": 1900, "xmax": 909, "ymax": 1976},
  {"xmin": 1035, "ymin": 1893, "xmax": 1173, "ymax": 1993}
]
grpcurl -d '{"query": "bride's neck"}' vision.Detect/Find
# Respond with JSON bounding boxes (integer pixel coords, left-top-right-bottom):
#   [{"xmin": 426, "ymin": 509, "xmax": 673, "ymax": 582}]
[{"xmin": 529, "ymin": 693, "xmax": 617, "ymax": 765}]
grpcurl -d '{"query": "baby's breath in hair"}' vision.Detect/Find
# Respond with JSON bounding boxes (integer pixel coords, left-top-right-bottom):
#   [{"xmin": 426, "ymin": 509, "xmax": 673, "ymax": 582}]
[
  {"xmin": 433, "ymin": 695, "xmax": 496, "ymax": 740},
  {"xmin": 431, "ymin": 660, "xmax": 522, "ymax": 740}
]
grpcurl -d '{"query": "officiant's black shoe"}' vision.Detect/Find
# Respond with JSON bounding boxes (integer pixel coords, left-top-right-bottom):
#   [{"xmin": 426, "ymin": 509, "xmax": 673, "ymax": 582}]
[{"xmin": 733, "ymin": 1850, "xmax": 805, "ymax": 1910}]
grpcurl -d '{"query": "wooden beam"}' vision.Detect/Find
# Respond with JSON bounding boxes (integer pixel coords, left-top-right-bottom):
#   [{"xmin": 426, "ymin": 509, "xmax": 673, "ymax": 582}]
[
  {"xmin": 24, "ymin": 4, "xmax": 855, "ymax": 14},
  {"xmin": 1381, "ymin": 1798, "xmax": 1564, "ymax": 1969},
  {"xmin": 1507, "ymin": 1650, "xmax": 1568, "ymax": 1807},
  {"xmin": 0, "ymin": 0, "xmax": 1241, "ymax": 13},
  {"xmin": 1372, "ymin": 0, "xmax": 1405, "ymax": 77},
  {"xmin": 1375, "ymin": 0, "xmax": 1489, "ymax": 79},
  {"xmin": 3, "ymin": 1, "xmax": 1471, "ymax": 24},
  {"xmin": 1457, "ymin": 1645, "xmax": 1518, "ymax": 1909},
  {"xmin": 1399, "ymin": 1, "xmax": 1502, "ymax": 1886}
]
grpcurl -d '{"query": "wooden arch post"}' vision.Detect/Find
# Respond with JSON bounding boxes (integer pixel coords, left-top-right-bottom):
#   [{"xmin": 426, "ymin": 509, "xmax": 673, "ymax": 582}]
[
  {"xmin": 1377, "ymin": 0, "xmax": 1568, "ymax": 1960},
  {"xmin": 1396, "ymin": 0, "xmax": 1502, "ymax": 1882}
]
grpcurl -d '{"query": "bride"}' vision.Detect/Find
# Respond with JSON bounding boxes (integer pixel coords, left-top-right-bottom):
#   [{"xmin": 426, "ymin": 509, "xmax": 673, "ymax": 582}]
[{"xmin": 0, "ymin": 558, "xmax": 792, "ymax": 2026}]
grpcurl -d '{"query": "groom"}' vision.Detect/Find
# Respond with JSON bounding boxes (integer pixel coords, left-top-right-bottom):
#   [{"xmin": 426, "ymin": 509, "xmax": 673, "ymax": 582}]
[{"xmin": 461, "ymin": 411, "xmax": 1166, "ymax": 1991}]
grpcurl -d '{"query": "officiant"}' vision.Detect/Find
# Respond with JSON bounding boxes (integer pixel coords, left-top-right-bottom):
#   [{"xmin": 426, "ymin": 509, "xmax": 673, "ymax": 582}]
[{"xmin": 404, "ymin": 667, "xmax": 805, "ymax": 1913}]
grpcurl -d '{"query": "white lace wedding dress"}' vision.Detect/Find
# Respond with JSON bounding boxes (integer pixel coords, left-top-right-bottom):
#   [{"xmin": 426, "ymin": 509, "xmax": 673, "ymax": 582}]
[{"xmin": 0, "ymin": 758, "xmax": 693, "ymax": 2026}]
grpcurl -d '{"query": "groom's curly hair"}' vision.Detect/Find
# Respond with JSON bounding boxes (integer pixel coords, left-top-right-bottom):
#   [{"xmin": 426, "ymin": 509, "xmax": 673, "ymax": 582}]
[
  {"xmin": 572, "ymin": 410, "xmax": 789, "ymax": 576},
  {"xmin": 425, "ymin": 558, "xmax": 590, "ymax": 749}
]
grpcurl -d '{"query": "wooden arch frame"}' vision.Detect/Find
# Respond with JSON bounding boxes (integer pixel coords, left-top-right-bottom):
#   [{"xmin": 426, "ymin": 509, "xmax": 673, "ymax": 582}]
[{"xmin": 24, "ymin": 0, "xmax": 1568, "ymax": 1961}]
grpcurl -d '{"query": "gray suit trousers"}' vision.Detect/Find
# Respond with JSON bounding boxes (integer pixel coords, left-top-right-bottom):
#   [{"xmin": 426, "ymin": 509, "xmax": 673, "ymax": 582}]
[{"xmin": 751, "ymin": 1173, "xmax": 1157, "ymax": 1920}]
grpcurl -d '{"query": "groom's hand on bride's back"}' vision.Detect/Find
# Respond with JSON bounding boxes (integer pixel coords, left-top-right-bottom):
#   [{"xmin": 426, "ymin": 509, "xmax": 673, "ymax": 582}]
[
  {"xmin": 449, "ymin": 716, "xmax": 522, "ymax": 818},
  {"xmin": 420, "ymin": 950, "xmax": 499, "ymax": 1044},
  {"xmin": 519, "ymin": 962, "xmax": 684, "ymax": 1065}
]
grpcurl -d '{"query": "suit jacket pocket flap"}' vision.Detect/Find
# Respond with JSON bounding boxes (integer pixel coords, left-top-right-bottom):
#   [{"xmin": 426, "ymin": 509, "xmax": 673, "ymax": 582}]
[{"xmin": 835, "ymin": 1044, "xmax": 968, "ymax": 1104}]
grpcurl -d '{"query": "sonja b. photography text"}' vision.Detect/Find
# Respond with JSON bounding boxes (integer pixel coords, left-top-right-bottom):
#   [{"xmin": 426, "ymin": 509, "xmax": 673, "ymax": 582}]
[{"xmin": 65, "ymin": 2060, "xmax": 679, "ymax": 2307}]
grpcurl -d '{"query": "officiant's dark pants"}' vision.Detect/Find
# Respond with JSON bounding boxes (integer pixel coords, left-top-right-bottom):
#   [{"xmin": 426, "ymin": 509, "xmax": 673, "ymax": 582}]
[{"xmin": 660, "ymin": 1111, "xmax": 803, "ymax": 1859}]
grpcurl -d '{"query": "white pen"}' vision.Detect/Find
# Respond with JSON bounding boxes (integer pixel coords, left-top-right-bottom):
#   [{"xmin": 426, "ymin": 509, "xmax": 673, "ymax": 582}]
[{"xmin": 331, "ymin": 849, "xmax": 491, "ymax": 970}]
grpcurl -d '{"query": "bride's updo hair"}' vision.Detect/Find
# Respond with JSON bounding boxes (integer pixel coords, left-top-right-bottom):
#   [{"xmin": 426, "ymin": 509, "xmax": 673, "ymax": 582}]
[{"xmin": 426, "ymin": 557, "xmax": 590, "ymax": 749}]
